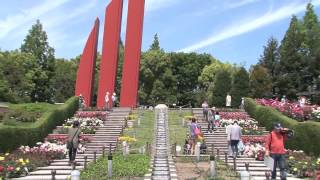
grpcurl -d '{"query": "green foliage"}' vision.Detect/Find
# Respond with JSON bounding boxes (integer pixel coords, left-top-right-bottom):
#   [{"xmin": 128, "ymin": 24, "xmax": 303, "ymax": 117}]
[
  {"xmin": 230, "ymin": 67, "xmax": 249, "ymax": 107},
  {"xmin": 0, "ymin": 97, "xmax": 78, "ymax": 153},
  {"xmin": 21, "ymin": 20, "xmax": 55, "ymax": 103},
  {"xmin": 0, "ymin": 51, "xmax": 36, "ymax": 103},
  {"xmin": 244, "ymin": 98, "xmax": 320, "ymax": 156},
  {"xmin": 81, "ymin": 153, "xmax": 150, "ymax": 179},
  {"xmin": 212, "ymin": 70, "xmax": 232, "ymax": 107},
  {"xmin": 249, "ymin": 65, "xmax": 272, "ymax": 98},
  {"xmin": 258, "ymin": 37, "xmax": 280, "ymax": 95},
  {"xmin": 278, "ymin": 16, "xmax": 305, "ymax": 98},
  {"xmin": 52, "ymin": 59, "xmax": 77, "ymax": 102},
  {"xmin": 149, "ymin": 33, "xmax": 161, "ymax": 51}
]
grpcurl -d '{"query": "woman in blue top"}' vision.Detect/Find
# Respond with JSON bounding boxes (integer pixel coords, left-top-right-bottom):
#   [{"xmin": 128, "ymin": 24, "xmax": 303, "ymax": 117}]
[{"xmin": 189, "ymin": 117, "xmax": 199, "ymax": 154}]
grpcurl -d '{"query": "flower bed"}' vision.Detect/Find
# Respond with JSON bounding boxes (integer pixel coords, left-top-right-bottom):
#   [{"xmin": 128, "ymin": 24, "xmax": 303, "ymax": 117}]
[
  {"xmin": 63, "ymin": 117, "xmax": 104, "ymax": 134},
  {"xmin": 256, "ymin": 99, "xmax": 319, "ymax": 121},
  {"xmin": 287, "ymin": 150, "xmax": 320, "ymax": 178},
  {"xmin": 0, "ymin": 142, "xmax": 67, "ymax": 179},
  {"xmin": 75, "ymin": 111, "xmax": 108, "ymax": 120},
  {"xmin": 219, "ymin": 112, "xmax": 250, "ymax": 120}
]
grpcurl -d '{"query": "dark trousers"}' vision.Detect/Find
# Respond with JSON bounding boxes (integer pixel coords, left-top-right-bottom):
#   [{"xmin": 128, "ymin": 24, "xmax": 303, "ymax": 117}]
[
  {"xmin": 208, "ymin": 120, "xmax": 215, "ymax": 131},
  {"xmin": 230, "ymin": 140, "xmax": 239, "ymax": 156},
  {"xmin": 203, "ymin": 110, "xmax": 208, "ymax": 121},
  {"xmin": 271, "ymin": 154, "xmax": 286, "ymax": 180},
  {"xmin": 69, "ymin": 147, "xmax": 77, "ymax": 161}
]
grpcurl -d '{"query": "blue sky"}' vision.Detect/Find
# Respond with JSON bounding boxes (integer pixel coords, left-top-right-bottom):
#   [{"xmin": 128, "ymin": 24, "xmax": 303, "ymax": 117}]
[{"xmin": 0, "ymin": 0, "xmax": 319, "ymax": 67}]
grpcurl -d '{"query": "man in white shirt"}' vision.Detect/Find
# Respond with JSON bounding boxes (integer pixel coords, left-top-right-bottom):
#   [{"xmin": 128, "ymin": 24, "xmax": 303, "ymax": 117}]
[
  {"xmin": 112, "ymin": 92, "xmax": 117, "ymax": 108},
  {"xmin": 230, "ymin": 121, "xmax": 242, "ymax": 158}
]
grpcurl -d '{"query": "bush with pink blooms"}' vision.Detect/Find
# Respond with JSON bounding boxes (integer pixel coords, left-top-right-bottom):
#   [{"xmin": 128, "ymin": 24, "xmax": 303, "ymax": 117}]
[
  {"xmin": 256, "ymin": 98, "xmax": 319, "ymax": 121},
  {"xmin": 75, "ymin": 111, "xmax": 108, "ymax": 120}
]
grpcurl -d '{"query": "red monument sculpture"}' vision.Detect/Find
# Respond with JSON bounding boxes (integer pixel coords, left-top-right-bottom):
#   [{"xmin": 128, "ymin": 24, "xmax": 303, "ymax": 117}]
[
  {"xmin": 75, "ymin": 0, "xmax": 145, "ymax": 108},
  {"xmin": 97, "ymin": 0, "xmax": 123, "ymax": 108},
  {"xmin": 75, "ymin": 18, "xmax": 99, "ymax": 107},
  {"xmin": 120, "ymin": 0, "xmax": 145, "ymax": 107}
]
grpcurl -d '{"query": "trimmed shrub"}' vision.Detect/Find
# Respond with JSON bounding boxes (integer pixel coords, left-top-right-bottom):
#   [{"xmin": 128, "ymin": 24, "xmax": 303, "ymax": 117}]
[
  {"xmin": 0, "ymin": 97, "xmax": 78, "ymax": 152},
  {"xmin": 244, "ymin": 98, "xmax": 320, "ymax": 156}
]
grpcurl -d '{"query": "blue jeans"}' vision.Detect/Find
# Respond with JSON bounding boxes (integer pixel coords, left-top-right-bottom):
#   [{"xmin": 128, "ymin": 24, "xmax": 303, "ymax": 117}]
[{"xmin": 271, "ymin": 154, "xmax": 286, "ymax": 180}]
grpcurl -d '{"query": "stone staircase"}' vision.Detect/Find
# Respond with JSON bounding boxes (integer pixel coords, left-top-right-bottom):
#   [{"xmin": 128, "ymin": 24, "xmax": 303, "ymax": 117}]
[
  {"xmin": 192, "ymin": 108, "xmax": 300, "ymax": 180},
  {"xmin": 13, "ymin": 108, "xmax": 130, "ymax": 180}
]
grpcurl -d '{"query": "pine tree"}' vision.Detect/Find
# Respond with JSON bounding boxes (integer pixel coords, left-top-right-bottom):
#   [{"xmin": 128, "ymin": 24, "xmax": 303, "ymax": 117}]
[
  {"xmin": 258, "ymin": 37, "xmax": 280, "ymax": 95},
  {"xmin": 212, "ymin": 70, "xmax": 232, "ymax": 107},
  {"xmin": 230, "ymin": 67, "xmax": 249, "ymax": 107},
  {"xmin": 249, "ymin": 65, "xmax": 272, "ymax": 98},
  {"xmin": 21, "ymin": 20, "xmax": 55, "ymax": 102},
  {"xmin": 149, "ymin": 34, "xmax": 161, "ymax": 51},
  {"xmin": 279, "ymin": 16, "xmax": 305, "ymax": 98},
  {"xmin": 302, "ymin": 3, "xmax": 320, "ymax": 90}
]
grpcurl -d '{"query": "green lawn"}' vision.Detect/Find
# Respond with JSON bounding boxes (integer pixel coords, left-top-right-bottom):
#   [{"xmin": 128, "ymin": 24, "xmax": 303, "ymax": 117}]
[
  {"xmin": 81, "ymin": 153, "xmax": 150, "ymax": 180},
  {"xmin": 122, "ymin": 110, "xmax": 155, "ymax": 151},
  {"xmin": 168, "ymin": 110, "xmax": 192, "ymax": 147}
]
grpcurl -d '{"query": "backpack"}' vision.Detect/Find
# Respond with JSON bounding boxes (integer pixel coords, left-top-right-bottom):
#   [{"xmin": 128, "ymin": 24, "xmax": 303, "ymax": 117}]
[{"xmin": 194, "ymin": 126, "xmax": 201, "ymax": 136}]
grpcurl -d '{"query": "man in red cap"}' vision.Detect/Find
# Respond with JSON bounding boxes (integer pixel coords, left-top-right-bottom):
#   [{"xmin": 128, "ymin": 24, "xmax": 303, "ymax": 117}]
[{"xmin": 265, "ymin": 123, "xmax": 290, "ymax": 180}]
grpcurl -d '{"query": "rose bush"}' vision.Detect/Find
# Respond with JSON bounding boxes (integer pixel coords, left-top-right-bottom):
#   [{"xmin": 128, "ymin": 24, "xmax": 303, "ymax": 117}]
[
  {"xmin": 256, "ymin": 99, "xmax": 318, "ymax": 121},
  {"xmin": 63, "ymin": 117, "xmax": 104, "ymax": 134},
  {"xmin": 75, "ymin": 111, "xmax": 108, "ymax": 120}
]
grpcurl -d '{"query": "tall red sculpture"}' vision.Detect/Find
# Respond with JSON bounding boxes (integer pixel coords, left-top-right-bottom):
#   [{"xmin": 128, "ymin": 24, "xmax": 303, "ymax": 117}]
[
  {"xmin": 120, "ymin": 0, "xmax": 145, "ymax": 107},
  {"xmin": 97, "ymin": 0, "xmax": 123, "ymax": 108},
  {"xmin": 75, "ymin": 18, "xmax": 100, "ymax": 107}
]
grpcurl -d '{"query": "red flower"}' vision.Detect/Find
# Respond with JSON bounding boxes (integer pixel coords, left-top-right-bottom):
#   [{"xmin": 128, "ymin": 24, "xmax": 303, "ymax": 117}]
[
  {"xmin": 0, "ymin": 165, "xmax": 4, "ymax": 172},
  {"xmin": 7, "ymin": 166, "xmax": 14, "ymax": 172}
]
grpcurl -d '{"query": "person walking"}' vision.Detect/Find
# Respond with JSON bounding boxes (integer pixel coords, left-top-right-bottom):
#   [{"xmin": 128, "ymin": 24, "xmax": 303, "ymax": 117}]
[
  {"xmin": 229, "ymin": 121, "xmax": 241, "ymax": 158},
  {"xmin": 265, "ymin": 123, "xmax": 290, "ymax": 180},
  {"xmin": 201, "ymin": 100, "xmax": 209, "ymax": 121},
  {"xmin": 111, "ymin": 92, "xmax": 117, "ymax": 108},
  {"xmin": 189, "ymin": 117, "xmax": 200, "ymax": 155},
  {"xmin": 67, "ymin": 121, "xmax": 81, "ymax": 165},
  {"xmin": 207, "ymin": 107, "xmax": 215, "ymax": 133},
  {"xmin": 226, "ymin": 123, "xmax": 233, "ymax": 156},
  {"xmin": 105, "ymin": 91, "xmax": 110, "ymax": 111},
  {"xmin": 79, "ymin": 94, "xmax": 85, "ymax": 110}
]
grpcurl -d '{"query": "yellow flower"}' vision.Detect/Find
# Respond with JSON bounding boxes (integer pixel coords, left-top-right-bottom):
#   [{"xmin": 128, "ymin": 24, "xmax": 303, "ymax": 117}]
[
  {"xmin": 293, "ymin": 168, "xmax": 298, "ymax": 171},
  {"xmin": 5, "ymin": 153, "xmax": 9, "ymax": 156},
  {"xmin": 289, "ymin": 156, "xmax": 295, "ymax": 160},
  {"xmin": 26, "ymin": 159, "xmax": 29, "ymax": 164},
  {"xmin": 22, "ymin": 162, "xmax": 26, "ymax": 166},
  {"xmin": 16, "ymin": 167, "xmax": 20, "ymax": 171},
  {"xmin": 0, "ymin": 156, "xmax": 4, "ymax": 161},
  {"xmin": 19, "ymin": 158, "xmax": 24, "ymax": 163},
  {"xmin": 304, "ymin": 162, "xmax": 308, "ymax": 165}
]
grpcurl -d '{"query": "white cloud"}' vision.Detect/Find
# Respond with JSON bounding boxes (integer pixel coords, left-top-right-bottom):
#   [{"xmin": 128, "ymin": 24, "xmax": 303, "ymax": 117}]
[
  {"xmin": 0, "ymin": 0, "xmax": 70, "ymax": 39},
  {"xmin": 178, "ymin": 1, "xmax": 320, "ymax": 52}
]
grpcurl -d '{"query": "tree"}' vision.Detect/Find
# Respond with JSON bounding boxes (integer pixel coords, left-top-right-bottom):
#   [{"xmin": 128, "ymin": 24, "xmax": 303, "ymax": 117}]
[
  {"xmin": 21, "ymin": 20, "xmax": 55, "ymax": 102},
  {"xmin": 149, "ymin": 34, "xmax": 161, "ymax": 51},
  {"xmin": 249, "ymin": 65, "xmax": 272, "ymax": 98},
  {"xmin": 0, "ymin": 51, "xmax": 36, "ymax": 103},
  {"xmin": 230, "ymin": 67, "xmax": 249, "ymax": 107},
  {"xmin": 52, "ymin": 59, "xmax": 77, "ymax": 102},
  {"xmin": 258, "ymin": 37, "xmax": 280, "ymax": 95},
  {"xmin": 279, "ymin": 15, "xmax": 305, "ymax": 98},
  {"xmin": 212, "ymin": 70, "xmax": 232, "ymax": 107},
  {"xmin": 302, "ymin": 3, "xmax": 320, "ymax": 90}
]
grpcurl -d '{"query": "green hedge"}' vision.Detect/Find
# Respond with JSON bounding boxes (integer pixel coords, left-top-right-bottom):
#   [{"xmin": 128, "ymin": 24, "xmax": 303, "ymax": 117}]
[
  {"xmin": 244, "ymin": 98, "xmax": 320, "ymax": 156},
  {"xmin": 0, "ymin": 97, "xmax": 78, "ymax": 152}
]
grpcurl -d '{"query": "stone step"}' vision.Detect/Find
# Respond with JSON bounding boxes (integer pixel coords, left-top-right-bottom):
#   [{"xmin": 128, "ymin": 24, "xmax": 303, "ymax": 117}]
[
  {"xmin": 29, "ymin": 170, "xmax": 73, "ymax": 175},
  {"xmin": 38, "ymin": 166, "xmax": 84, "ymax": 170},
  {"xmin": 12, "ymin": 175, "xmax": 69, "ymax": 180}
]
